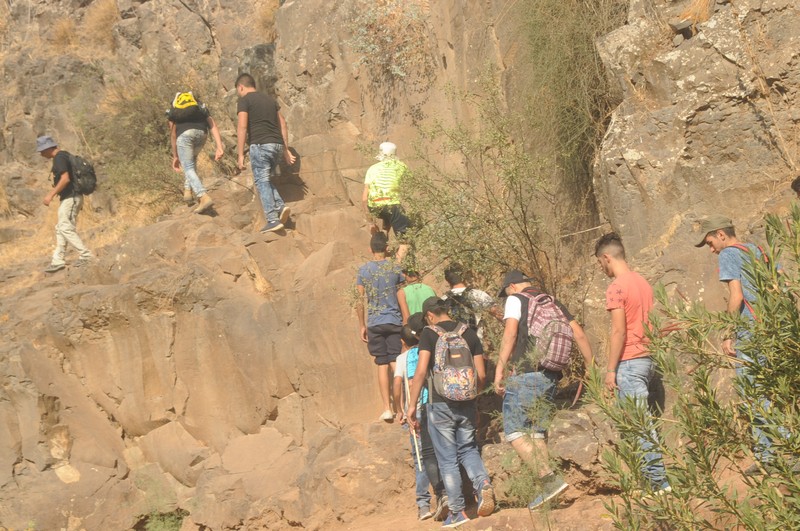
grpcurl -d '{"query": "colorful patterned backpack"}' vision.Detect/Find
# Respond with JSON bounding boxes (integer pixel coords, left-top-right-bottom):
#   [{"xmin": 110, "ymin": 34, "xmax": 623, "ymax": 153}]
[{"xmin": 428, "ymin": 323, "xmax": 478, "ymax": 401}]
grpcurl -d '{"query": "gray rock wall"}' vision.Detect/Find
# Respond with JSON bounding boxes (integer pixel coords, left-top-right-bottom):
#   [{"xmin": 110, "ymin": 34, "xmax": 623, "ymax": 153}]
[{"xmin": 595, "ymin": 0, "xmax": 799, "ymax": 302}]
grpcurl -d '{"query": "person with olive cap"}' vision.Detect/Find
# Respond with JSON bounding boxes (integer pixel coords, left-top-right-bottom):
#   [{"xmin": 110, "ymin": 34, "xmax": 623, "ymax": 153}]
[{"xmin": 696, "ymin": 214, "xmax": 777, "ymax": 474}]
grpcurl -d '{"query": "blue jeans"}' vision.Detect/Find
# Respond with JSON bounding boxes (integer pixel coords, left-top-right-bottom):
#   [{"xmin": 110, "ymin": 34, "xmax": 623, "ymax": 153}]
[
  {"xmin": 250, "ymin": 143, "xmax": 285, "ymax": 223},
  {"xmin": 426, "ymin": 401, "xmax": 491, "ymax": 512},
  {"xmin": 176, "ymin": 129, "xmax": 208, "ymax": 197},
  {"xmin": 503, "ymin": 370, "xmax": 559, "ymax": 441},
  {"xmin": 616, "ymin": 357, "xmax": 669, "ymax": 490},
  {"xmin": 735, "ymin": 347, "xmax": 776, "ymax": 464}
]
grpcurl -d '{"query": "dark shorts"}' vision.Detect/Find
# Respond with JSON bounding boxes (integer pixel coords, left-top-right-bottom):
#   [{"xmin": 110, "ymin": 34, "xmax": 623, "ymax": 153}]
[
  {"xmin": 370, "ymin": 204, "xmax": 411, "ymax": 238},
  {"xmin": 367, "ymin": 323, "xmax": 402, "ymax": 365}
]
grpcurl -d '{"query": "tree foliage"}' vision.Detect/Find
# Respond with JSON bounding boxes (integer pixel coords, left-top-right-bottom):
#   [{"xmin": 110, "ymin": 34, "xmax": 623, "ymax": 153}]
[{"xmin": 589, "ymin": 207, "xmax": 800, "ymax": 530}]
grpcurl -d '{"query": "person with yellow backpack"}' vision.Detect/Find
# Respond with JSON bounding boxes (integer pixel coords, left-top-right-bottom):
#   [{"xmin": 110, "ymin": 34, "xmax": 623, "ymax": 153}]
[{"xmin": 167, "ymin": 91, "xmax": 224, "ymax": 214}]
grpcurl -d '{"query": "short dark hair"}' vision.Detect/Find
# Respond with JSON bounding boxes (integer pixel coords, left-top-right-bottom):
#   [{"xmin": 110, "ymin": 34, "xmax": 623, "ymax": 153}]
[
  {"xmin": 791, "ymin": 176, "xmax": 800, "ymax": 193},
  {"xmin": 400, "ymin": 325, "xmax": 419, "ymax": 347},
  {"xmin": 444, "ymin": 264, "xmax": 464, "ymax": 286},
  {"xmin": 402, "ymin": 268, "xmax": 420, "ymax": 279},
  {"xmin": 370, "ymin": 231, "xmax": 388, "ymax": 253},
  {"xmin": 720, "ymin": 226, "xmax": 736, "ymax": 238},
  {"xmin": 594, "ymin": 232, "xmax": 626, "ymax": 259},
  {"xmin": 236, "ymin": 73, "xmax": 256, "ymax": 88}
]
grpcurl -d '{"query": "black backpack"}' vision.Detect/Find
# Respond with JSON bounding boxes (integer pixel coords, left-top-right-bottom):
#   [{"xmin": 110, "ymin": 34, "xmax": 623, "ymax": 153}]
[
  {"xmin": 444, "ymin": 288, "xmax": 478, "ymax": 330},
  {"xmin": 166, "ymin": 91, "xmax": 210, "ymax": 123},
  {"xmin": 68, "ymin": 154, "xmax": 97, "ymax": 195}
]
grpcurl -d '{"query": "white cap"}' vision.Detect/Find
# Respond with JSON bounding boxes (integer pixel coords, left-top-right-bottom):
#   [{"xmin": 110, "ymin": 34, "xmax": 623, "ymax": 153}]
[{"xmin": 377, "ymin": 141, "xmax": 397, "ymax": 160}]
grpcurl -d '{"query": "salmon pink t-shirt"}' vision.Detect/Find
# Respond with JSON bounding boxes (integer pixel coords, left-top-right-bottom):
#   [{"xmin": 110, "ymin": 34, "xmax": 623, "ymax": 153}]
[{"xmin": 605, "ymin": 271, "xmax": 654, "ymax": 360}]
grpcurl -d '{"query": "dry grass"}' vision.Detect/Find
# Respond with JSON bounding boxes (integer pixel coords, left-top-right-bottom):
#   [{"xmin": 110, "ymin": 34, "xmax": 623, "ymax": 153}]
[
  {"xmin": 0, "ymin": 185, "xmax": 10, "ymax": 217},
  {"xmin": 257, "ymin": 0, "xmax": 281, "ymax": 41},
  {"xmin": 679, "ymin": 0, "xmax": 715, "ymax": 27},
  {"xmin": 52, "ymin": 19, "xmax": 78, "ymax": 49},
  {"xmin": 82, "ymin": 0, "xmax": 120, "ymax": 51},
  {"xmin": 0, "ymin": 193, "xmax": 175, "ymax": 271}
]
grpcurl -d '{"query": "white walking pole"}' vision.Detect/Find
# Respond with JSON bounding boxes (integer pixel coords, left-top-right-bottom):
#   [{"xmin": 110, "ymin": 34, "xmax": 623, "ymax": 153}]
[{"xmin": 404, "ymin": 376, "xmax": 423, "ymax": 471}]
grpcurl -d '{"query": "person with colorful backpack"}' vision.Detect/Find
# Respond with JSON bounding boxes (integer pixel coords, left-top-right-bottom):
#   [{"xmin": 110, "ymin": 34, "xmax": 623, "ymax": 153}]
[
  {"xmin": 407, "ymin": 297, "xmax": 496, "ymax": 528},
  {"xmin": 493, "ymin": 269, "xmax": 595, "ymax": 512},
  {"xmin": 37, "ymin": 135, "xmax": 94, "ymax": 273},
  {"xmin": 392, "ymin": 313, "xmax": 448, "ymax": 522},
  {"xmin": 167, "ymin": 91, "xmax": 225, "ymax": 214}
]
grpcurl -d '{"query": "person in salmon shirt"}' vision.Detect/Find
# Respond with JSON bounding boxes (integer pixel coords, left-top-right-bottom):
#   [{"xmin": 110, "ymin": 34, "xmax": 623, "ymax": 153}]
[{"xmin": 595, "ymin": 232, "xmax": 670, "ymax": 495}]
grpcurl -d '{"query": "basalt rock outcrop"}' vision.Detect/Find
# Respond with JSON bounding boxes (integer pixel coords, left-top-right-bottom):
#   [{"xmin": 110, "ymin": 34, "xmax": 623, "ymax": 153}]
[
  {"xmin": 4, "ymin": 0, "xmax": 796, "ymax": 528},
  {"xmin": 595, "ymin": 0, "xmax": 800, "ymax": 303},
  {"xmin": 0, "ymin": 0, "xmax": 612, "ymax": 529}
]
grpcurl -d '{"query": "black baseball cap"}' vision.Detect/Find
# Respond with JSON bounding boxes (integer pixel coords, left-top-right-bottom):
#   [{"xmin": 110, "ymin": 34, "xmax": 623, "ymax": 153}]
[{"xmin": 497, "ymin": 269, "xmax": 533, "ymax": 297}]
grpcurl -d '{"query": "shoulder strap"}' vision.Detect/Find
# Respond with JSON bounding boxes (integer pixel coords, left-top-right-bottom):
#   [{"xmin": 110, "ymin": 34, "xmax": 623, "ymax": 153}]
[{"xmin": 455, "ymin": 323, "xmax": 468, "ymax": 337}]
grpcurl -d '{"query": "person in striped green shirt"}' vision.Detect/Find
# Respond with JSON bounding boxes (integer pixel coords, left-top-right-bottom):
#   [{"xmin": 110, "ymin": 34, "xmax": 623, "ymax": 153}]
[{"xmin": 363, "ymin": 142, "xmax": 412, "ymax": 262}]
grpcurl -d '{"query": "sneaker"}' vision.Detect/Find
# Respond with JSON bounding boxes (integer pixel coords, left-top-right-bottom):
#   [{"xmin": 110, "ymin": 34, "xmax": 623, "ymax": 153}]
[
  {"xmin": 44, "ymin": 263, "xmax": 65, "ymax": 273},
  {"xmin": 75, "ymin": 258, "xmax": 91, "ymax": 267},
  {"xmin": 279, "ymin": 206, "xmax": 291, "ymax": 225},
  {"xmin": 432, "ymin": 495, "xmax": 449, "ymax": 521},
  {"xmin": 379, "ymin": 410, "xmax": 394, "ymax": 421},
  {"xmin": 476, "ymin": 480, "xmax": 496, "ymax": 516},
  {"xmin": 442, "ymin": 511, "xmax": 470, "ymax": 528},
  {"xmin": 743, "ymin": 463, "xmax": 763, "ymax": 476},
  {"xmin": 643, "ymin": 485, "xmax": 672, "ymax": 500},
  {"xmin": 260, "ymin": 221, "xmax": 284, "ymax": 233},
  {"xmin": 528, "ymin": 473, "xmax": 568, "ymax": 511},
  {"xmin": 418, "ymin": 506, "xmax": 433, "ymax": 521}
]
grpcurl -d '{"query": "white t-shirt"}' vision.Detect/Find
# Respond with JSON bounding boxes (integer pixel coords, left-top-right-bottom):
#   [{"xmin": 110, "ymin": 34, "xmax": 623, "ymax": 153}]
[
  {"xmin": 503, "ymin": 295, "xmax": 523, "ymax": 321},
  {"xmin": 394, "ymin": 352, "xmax": 408, "ymax": 378}
]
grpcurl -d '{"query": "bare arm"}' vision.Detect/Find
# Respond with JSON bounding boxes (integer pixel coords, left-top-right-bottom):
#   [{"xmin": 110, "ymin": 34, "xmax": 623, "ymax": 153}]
[
  {"xmin": 393, "ymin": 376, "xmax": 404, "ymax": 422},
  {"xmin": 43, "ymin": 171, "xmax": 70, "ymax": 206},
  {"xmin": 236, "ymin": 111, "xmax": 248, "ymax": 170},
  {"xmin": 606, "ymin": 308, "xmax": 626, "ymax": 390},
  {"xmin": 474, "ymin": 354, "xmax": 486, "ymax": 393},
  {"xmin": 278, "ymin": 112, "xmax": 296, "ymax": 165},
  {"xmin": 398, "ymin": 288, "xmax": 410, "ymax": 323},
  {"xmin": 207, "ymin": 117, "xmax": 224, "ymax": 161},
  {"xmin": 356, "ymin": 284, "xmax": 368, "ymax": 342},
  {"xmin": 493, "ymin": 317, "xmax": 519, "ymax": 395},
  {"xmin": 569, "ymin": 320, "xmax": 594, "ymax": 370},
  {"xmin": 169, "ymin": 121, "xmax": 180, "ymax": 172}
]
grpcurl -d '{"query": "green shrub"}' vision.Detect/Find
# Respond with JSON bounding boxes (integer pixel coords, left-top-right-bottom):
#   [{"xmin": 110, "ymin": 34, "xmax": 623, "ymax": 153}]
[{"xmin": 589, "ymin": 208, "xmax": 800, "ymax": 529}]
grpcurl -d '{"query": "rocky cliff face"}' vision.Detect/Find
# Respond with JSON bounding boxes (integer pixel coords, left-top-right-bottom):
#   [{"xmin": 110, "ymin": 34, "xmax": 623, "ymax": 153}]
[
  {"xmin": 595, "ymin": 0, "xmax": 799, "ymax": 302},
  {"xmin": 3, "ymin": 0, "xmax": 796, "ymax": 528},
  {"xmin": 0, "ymin": 1, "xmax": 549, "ymax": 529}
]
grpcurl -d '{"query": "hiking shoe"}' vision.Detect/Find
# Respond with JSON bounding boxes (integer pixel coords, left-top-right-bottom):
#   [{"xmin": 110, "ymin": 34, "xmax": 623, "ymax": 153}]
[
  {"xmin": 432, "ymin": 495, "xmax": 449, "ymax": 521},
  {"xmin": 476, "ymin": 480, "xmax": 496, "ymax": 516},
  {"xmin": 528, "ymin": 473, "xmax": 568, "ymax": 511},
  {"xmin": 442, "ymin": 511, "xmax": 470, "ymax": 528},
  {"xmin": 183, "ymin": 188, "xmax": 194, "ymax": 205},
  {"xmin": 744, "ymin": 463, "xmax": 763, "ymax": 476},
  {"xmin": 279, "ymin": 206, "xmax": 291, "ymax": 224},
  {"xmin": 260, "ymin": 221, "xmax": 284, "ymax": 233},
  {"xmin": 194, "ymin": 193, "xmax": 213, "ymax": 214},
  {"xmin": 418, "ymin": 506, "xmax": 433, "ymax": 521},
  {"xmin": 44, "ymin": 263, "xmax": 65, "ymax": 273},
  {"xmin": 643, "ymin": 485, "xmax": 672, "ymax": 500},
  {"xmin": 379, "ymin": 410, "xmax": 394, "ymax": 422}
]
